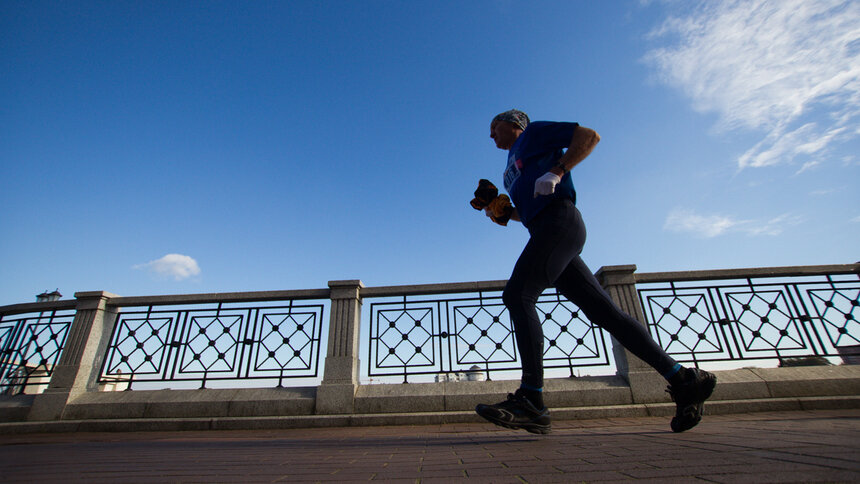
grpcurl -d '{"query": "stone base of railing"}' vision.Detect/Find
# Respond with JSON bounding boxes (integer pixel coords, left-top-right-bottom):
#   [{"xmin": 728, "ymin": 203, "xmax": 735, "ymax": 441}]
[{"xmin": 1, "ymin": 365, "xmax": 858, "ymax": 434}]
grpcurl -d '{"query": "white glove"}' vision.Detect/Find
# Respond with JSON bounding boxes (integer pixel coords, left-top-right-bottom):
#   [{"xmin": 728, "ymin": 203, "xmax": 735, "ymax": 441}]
[{"xmin": 534, "ymin": 172, "xmax": 561, "ymax": 197}]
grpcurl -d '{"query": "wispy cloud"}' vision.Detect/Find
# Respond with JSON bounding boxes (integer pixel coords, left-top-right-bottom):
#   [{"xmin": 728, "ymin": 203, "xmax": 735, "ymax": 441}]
[
  {"xmin": 796, "ymin": 160, "xmax": 822, "ymax": 175},
  {"xmin": 664, "ymin": 208, "xmax": 802, "ymax": 238},
  {"xmin": 809, "ymin": 188, "xmax": 836, "ymax": 196},
  {"xmin": 134, "ymin": 254, "xmax": 201, "ymax": 281},
  {"xmin": 644, "ymin": 0, "xmax": 860, "ymax": 170},
  {"xmin": 745, "ymin": 213, "xmax": 804, "ymax": 236},
  {"xmin": 664, "ymin": 209, "xmax": 740, "ymax": 238}
]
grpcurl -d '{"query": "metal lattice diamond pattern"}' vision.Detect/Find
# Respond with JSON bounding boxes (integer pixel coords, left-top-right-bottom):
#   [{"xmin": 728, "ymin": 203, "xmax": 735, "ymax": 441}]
[
  {"xmin": 181, "ymin": 314, "xmax": 242, "ymax": 373},
  {"xmin": 0, "ymin": 311, "xmax": 72, "ymax": 395},
  {"xmin": 538, "ymin": 299, "xmax": 604, "ymax": 361},
  {"xmin": 368, "ymin": 291, "xmax": 610, "ymax": 381},
  {"xmin": 100, "ymin": 302, "xmax": 324, "ymax": 389},
  {"xmin": 256, "ymin": 312, "xmax": 317, "ymax": 371},
  {"xmin": 807, "ymin": 287, "xmax": 859, "ymax": 347},
  {"xmin": 107, "ymin": 317, "xmax": 173, "ymax": 375},
  {"xmin": 453, "ymin": 304, "xmax": 516, "ymax": 365},
  {"xmin": 645, "ymin": 292, "xmax": 722, "ymax": 355},
  {"xmin": 725, "ymin": 290, "xmax": 805, "ymax": 353},
  {"xmin": 18, "ymin": 323, "xmax": 68, "ymax": 370},
  {"xmin": 638, "ymin": 275, "xmax": 859, "ymax": 364},
  {"xmin": 376, "ymin": 307, "xmax": 435, "ymax": 368}
]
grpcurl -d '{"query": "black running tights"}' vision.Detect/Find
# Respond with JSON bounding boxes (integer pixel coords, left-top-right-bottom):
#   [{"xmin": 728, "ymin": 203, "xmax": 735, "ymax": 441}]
[{"xmin": 502, "ymin": 199, "xmax": 678, "ymax": 389}]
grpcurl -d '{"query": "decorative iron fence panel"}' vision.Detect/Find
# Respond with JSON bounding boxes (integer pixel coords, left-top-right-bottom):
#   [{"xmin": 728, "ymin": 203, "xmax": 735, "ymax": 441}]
[
  {"xmin": 0, "ymin": 309, "xmax": 74, "ymax": 395},
  {"xmin": 367, "ymin": 289, "xmax": 612, "ymax": 382},
  {"xmin": 99, "ymin": 299, "xmax": 327, "ymax": 390},
  {"xmin": 637, "ymin": 272, "xmax": 859, "ymax": 365}
]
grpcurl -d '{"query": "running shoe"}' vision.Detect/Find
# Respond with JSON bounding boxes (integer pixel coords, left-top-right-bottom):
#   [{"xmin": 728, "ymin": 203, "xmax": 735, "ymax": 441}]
[
  {"xmin": 475, "ymin": 389, "xmax": 551, "ymax": 434},
  {"xmin": 666, "ymin": 368, "xmax": 717, "ymax": 433}
]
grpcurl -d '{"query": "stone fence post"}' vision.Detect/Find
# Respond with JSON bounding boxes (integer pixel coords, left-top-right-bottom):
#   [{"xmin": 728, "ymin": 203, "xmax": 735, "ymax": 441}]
[
  {"xmin": 315, "ymin": 280, "xmax": 364, "ymax": 414},
  {"xmin": 28, "ymin": 291, "xmax": 119, "ymax": 421},
  {"xmin": 596, "ymin": 265, "xmax": 669, "ymax": 403}
]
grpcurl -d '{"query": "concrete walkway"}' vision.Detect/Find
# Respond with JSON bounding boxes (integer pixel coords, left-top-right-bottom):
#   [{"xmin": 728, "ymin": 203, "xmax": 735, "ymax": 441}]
[{"xmin": 1, "ymin": 409, "xmax": 858, "ymax": 483}]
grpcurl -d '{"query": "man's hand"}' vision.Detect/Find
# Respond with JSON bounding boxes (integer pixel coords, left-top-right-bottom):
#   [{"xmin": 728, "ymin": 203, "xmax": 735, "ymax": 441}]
[
  {"xmin": 485, "ymin": 207, "xmax": 521, "ymax": 224},
  {"xmin": 534, "ymin": 172, "xmax": 561, "ymax": 197}
]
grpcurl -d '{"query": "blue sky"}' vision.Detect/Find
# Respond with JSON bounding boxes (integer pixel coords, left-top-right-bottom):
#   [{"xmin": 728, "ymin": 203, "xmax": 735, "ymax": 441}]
[{"xmin": 2, "ymin": 0, "xmax": 858, "ymax": 306}]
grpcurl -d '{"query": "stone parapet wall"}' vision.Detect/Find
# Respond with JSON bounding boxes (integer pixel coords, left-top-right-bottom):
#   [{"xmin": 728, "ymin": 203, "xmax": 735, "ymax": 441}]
[{"xmin": 0, "ymin": 263, "xmax": 857, "ymax": 433}]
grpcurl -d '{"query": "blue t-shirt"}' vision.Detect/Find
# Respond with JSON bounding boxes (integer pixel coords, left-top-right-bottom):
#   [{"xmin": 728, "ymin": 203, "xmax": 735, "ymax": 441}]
[{"xmin": 502, "ymin": 121, "xmax": 579, "ymax": 227}]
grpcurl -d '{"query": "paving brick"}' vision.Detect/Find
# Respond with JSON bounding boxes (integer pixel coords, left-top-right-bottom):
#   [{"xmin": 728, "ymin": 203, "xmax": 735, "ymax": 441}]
[
  {"xmin": 463, "ymin": 466, "xmax": 520, "ymax": 477},
  {"xmin": 748, "ymin": 451, "xmax": 860, "ymax": 471},
  {"xmin": 522, "ymin": 470, "xmax": 629, "ymax": 482},
  {"xmin": 601, "ymin": 477, "xmax": 704, "ymax": 484},
  {"xmin": 0, "ymin": 409, "xmax": 857, "ymax": 483},
  {"xmin": 702, "ymin": 470, "xmax": 860, "ymax": 484}
]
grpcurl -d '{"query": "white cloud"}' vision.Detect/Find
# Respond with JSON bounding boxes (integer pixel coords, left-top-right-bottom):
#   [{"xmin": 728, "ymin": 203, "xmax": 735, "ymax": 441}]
[
  {"xmin": 809, "ymin": 188, "xmax": 835, "ymax": 196},
  {"xmin": 745, "ymin": 214, "xmax": 804, "ymax": 236},
  {"xmin": 664, "ymin": 209, "xmax": 741, "ymax": 238},
  {"xmin": 644, "ymin": 0, "xmax": 860, "ymax": 170},
  {"xmin": 665, "ymin": 208, "xmax": 802, "ymax": 238},
  {"xmin": 134, "ymin": 254, "xmax": 201, "ymax": 281},
  {"xmin": 796, "ymin": 160, "xmax": 822, "ymax": 175},
  {"xmin": 842, "ymin": 155, "xmax": 860, "ymax": 167}
]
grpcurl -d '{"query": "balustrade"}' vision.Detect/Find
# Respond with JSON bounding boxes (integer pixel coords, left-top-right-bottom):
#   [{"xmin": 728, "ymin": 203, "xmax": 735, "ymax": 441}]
[{"xmin": 0, "ymin": 264, "xmax": 857, "ymax": 422}]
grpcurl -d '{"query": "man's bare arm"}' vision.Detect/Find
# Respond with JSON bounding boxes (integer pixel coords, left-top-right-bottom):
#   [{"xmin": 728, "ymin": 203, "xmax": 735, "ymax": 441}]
[{"xmin": 549, "ymin": 126, "xmax": 600, "ymax": 177}]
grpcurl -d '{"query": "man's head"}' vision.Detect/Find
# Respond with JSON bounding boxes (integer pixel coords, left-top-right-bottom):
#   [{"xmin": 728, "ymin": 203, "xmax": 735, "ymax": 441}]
[
  {"xmin": 490, "ymin": 109, "xmax": 529, "ymax": 150},
  {"xmin": 492, "ymin": 109, "xmax": 529, "ymax": 131}
]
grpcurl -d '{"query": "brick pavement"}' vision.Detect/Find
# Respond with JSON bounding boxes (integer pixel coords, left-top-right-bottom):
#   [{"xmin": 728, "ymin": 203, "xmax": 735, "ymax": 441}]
[{"xmin": 1, "ymin": 409, "xmax": 858, "ymax": 483}]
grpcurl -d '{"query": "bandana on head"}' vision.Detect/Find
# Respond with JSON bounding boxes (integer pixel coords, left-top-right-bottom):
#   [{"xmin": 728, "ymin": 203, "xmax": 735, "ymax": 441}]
[{"xmin": 491, "ymin": 109, "xmax": 530, "ymax": 131}]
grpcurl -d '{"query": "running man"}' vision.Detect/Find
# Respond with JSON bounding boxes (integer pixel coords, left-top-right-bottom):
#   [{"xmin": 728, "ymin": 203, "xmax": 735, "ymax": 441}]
[{"xmin": 475, "ymin": 109, "xmax": 716, "ymax": 434}]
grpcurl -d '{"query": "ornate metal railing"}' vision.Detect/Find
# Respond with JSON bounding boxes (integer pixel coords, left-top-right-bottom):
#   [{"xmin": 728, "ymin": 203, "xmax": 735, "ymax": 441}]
[
  {"xmin": 1, "ymin": 264, "xmax": 856, "ymax": 397},
  {"xmin": 636, "ymin": 268, "xmax": 859, "ymax": 366},
  {"xmin": 99, "ymin": 294, "xmax": 329, "ymax": 390},
  {"xmin": 0, "ymin": 304, "xmax": 75, "ymax": 395},
  {"xmin": 363, "ymin": 282, "xmax": 613, "ymax": 383}
]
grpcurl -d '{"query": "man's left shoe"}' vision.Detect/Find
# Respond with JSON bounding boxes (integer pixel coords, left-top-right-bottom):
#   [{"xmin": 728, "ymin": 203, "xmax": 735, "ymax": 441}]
[
  {"xmin": 475, "ymin": 389, "xmax": 551, "ymax": 434},
  {"xmin": 666, "ymin": 368, "xmax": 717, "ymax": 433}
]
